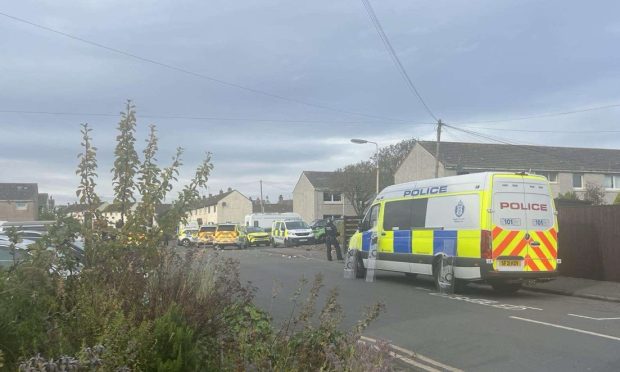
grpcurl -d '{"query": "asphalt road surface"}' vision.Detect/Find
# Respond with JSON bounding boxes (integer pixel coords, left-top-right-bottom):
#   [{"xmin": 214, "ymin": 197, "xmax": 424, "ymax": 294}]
[{"xmin": 213, "ymin": 246, "xmax": 620, "ymax": 371}]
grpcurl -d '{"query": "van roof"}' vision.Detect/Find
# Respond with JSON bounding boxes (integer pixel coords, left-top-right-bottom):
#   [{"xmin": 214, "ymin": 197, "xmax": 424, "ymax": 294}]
[{"xmin": 376, "ymin": 172, "xmax": 547, "ymax": 201}]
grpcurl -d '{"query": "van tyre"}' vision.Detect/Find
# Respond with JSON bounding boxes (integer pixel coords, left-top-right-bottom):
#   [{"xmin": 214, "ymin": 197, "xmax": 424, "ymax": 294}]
[
  {"xmin": 491, "ymin": 281, "xmax": 522, "ymax": 294},
  {"xmin": 181, "ymin": 238, "xmax": 191, "ymax": 247},
  {"xmin": 350, "ymin": 250, "xmax": 366, "ymax": 279}
]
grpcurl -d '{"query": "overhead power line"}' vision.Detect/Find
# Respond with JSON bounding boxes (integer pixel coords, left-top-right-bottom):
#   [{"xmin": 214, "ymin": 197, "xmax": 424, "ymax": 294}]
[
  {"xmin": 0, "ymin": 108, "xmax": 436, "ymax": 126},
  {"xmin": 0, "ymin": 11, "xmax": 405, "ymax": 123},
  {"xmin": 453, "ymin": 103, "xmax": 620, "ymax": 125},
  {"xmin": 462, "ymin": 126, "xmax": 620, "ymax": 134},
  {"xmin": 359, "ymin": 0, "xmax": 438, "ymax": 121}
]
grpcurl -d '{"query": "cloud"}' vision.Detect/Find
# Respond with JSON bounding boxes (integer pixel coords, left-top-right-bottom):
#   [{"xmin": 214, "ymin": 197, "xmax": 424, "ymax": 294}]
[{"xmin": 1, "ymin": 0, "xmax": 619, "ymax": 204}]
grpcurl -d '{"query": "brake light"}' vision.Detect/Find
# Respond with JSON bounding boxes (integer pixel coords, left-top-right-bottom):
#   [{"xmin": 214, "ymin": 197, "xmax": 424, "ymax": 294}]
[{"xmin": 481, "ymin": 230, "xmax": 492, "ymax": 259}]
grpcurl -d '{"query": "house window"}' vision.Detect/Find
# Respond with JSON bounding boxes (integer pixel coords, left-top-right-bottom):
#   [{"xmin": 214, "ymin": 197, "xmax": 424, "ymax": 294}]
[
  {"xmin": 323, "ymin": 192, "xmax": 342, "ymax": 203},
  {"xmin": 207, "ymin": 206, "xmax": 210, "ymax": 213},
  {"xmin": 604, "ymin": 175, "xmax": 620, "ymax": 189},
  {"xmin": 536, "ymin": 171, "xmax": 558, "ymax": 183},
  {"xmin": 572, "ymin": 173, "xmax": 583, "ymax": 189},
  {"xmin": 15, "ymin": 202, "xmax": 28, "ymax": 211},
  {"xmin": 213, "ymin": 205, "xmax": 216, "ymax": 213}
]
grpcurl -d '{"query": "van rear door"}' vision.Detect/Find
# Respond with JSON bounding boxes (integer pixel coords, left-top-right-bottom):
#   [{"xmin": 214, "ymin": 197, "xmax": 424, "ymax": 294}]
[
  {"xmin": 522, "ymin": 178, "xmax": 557, "ymax": 272},
  {"xmin": 491, "ymin": 175, "xmax": 529, "ymax": 271}
]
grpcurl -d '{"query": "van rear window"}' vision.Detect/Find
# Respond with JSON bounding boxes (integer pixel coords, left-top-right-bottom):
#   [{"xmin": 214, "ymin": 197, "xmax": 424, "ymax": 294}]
[
  {"xmin": 217, "ymin": 225, "xmax": 235, "ymax": 231},
  {"xmin": 200, "ymin": 226, "xmax": 216, "ymax": 232},
  {"xmin": 383, "ymin": 199, "xmax": 427, "ymax": 231}
]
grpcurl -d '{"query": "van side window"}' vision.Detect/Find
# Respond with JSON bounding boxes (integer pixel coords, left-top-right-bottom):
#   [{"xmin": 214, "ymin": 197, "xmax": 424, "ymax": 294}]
[{"xmin": 383, "ymin": 199, "xmax": 428, "ymax": 231}]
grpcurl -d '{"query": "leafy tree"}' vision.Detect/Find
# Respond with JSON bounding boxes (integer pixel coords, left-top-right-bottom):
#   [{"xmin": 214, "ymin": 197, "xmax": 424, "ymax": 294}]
[
  {"xmin": 334, "ymin": 161, "xmax": 376, "ymax": 217},
  {"xmin": 135, "ymin": 124, "xmax": 161, "ymax": 227},
  {"xmin": 76, "ymin": 123, "xmax": 100, "ymax": 229},
  {"xmin": 371, "ymin": 138, "xmax": 416, "ymax": 188},
  {"xmin": 111, "ymin": 100, "xmax": 140, "ymax": 225},
  {"xmin": 583, "ymin": 183, "xmax": 606, "ymax": 205}
]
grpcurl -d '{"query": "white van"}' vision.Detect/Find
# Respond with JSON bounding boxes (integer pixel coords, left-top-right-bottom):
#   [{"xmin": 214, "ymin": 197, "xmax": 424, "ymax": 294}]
[
  {"xmin": 348, "ymin": 172, "xmax": 559, "ymax": 293},
  {"xmin": 244, "ymin": 213, "xmax": 302, "ymax": 230}
]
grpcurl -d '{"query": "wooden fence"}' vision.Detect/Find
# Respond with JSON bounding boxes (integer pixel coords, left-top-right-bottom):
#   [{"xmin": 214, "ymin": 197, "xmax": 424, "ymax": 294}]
[
  {"xmin": 557, "ymin": 205, "xmax": 620, "ymax": 282},
  {"xmin": 340, "ymin": 216, "xmax": 361, "ymax": 250}
]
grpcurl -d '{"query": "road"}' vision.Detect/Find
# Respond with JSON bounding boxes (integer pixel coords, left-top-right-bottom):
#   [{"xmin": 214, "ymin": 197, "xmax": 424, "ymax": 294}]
[{"xmin": 215, "ymin": 246, "xmax": 620, "ymax": 371}]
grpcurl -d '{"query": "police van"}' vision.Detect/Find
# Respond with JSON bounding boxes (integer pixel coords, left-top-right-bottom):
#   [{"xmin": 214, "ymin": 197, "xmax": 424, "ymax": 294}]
[{"xmin": 347, "ymin": 172, "xmax": 559, "ymax": 293}]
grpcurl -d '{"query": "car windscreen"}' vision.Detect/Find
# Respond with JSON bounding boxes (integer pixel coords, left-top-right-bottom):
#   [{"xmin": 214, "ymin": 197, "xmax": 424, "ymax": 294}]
[
  {"xmin": 200, "ymin": 226, "xmax": 217, "ymax": 232},
  {"xmin": 246, "ymin": 227, "xmax": 263, "ymax": 233},
  {"xmin": 217, "ymin": 225, "xmax": 236, "ymax": 232},
  {"xmin": 285, "ymin": 221, "xmax": 308, "ymax": 229}
]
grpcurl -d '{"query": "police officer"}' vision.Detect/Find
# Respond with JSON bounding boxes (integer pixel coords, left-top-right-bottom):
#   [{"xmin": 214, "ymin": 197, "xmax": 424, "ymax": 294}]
[{"xmin": 325, "ymin": 217, "xmax": 343, "ymax": 261}]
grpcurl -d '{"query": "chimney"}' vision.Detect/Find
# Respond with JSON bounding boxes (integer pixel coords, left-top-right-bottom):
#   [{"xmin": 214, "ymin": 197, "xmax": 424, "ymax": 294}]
[
  {"xmin": 209, "ymin": 193, "xmax": 213, "ymax": 198},
  {"xmin": 227, "ymin": 187, "xmax": 232, "ymax": 192},
  {"xmin": 278, "ymin": 194, "xmax": 284, "ymax": 203},
  {"xmin": 219, "ymin": 189, "xmax": 223, "ymax": 195}
]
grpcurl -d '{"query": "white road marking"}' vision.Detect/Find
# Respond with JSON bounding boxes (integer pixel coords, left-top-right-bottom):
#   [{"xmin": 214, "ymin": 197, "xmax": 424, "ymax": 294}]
[
  {"xmin": 510, "ymin": 316, "xmax": 620, "ymax": 342},
  {"xmin": 568, "ymin": 313, "xmax": 620, "ymax": 321},
  {"xmin": 361, "ymin": 335, "xmax": 463, "ymax": 372},
  {"xmin": 430, "ymin": 292, "xmax": 543, "ymax": 311},
  {"xmin": 416, "ymin": 286, "xmax": 432, "ymax": 291}
]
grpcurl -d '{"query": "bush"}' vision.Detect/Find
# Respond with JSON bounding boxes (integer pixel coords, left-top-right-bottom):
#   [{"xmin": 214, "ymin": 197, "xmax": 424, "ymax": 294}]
[{"xmin": 0, "ymin": 102, "xmax": 390, "ymax": 370}]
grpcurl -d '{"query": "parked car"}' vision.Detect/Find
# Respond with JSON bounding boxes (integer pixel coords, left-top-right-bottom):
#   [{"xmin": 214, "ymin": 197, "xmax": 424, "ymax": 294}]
[
  {"xmin": 310, "ymin": 219, "xmax": 328, "ymax": 243},
  {"xmin": 271, "ymin": 220, "xmax": 315, "ymax": 247},
  {"xmin": 214, "ymin": 224, "xmax": 245, "ymax": 249},
  {"xmin": 240, "ymin": 226, "xmax": 270, "ymax": 247},
  {"xmin": 177, "ymin": 228, "xmax": 199, "ymax": 247},
  {"xmin": 197, "ymin": 225, "xmax": 217, "ymax": 245}
]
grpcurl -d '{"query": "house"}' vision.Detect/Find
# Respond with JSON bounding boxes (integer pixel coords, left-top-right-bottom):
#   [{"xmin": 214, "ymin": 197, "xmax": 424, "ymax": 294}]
[
  {"xmin": 251, "ymin": 195, "xmax": 293, "ymax": 213},
  {"xmin": 188, "ymin": 189, "xmax": 252, "ymax": 225},
  {"xmin": 0, "ymin": 183, "xmax": 39, "ymax": 221},
  {"xmin": 101, "ymin": 203, "xmax": 139, "ymax": 226},
  {"xmin": 395, "ymin": 141, "xmax": 620, "ymax": 204},
  {"xmin": 63, "ymin": 202, "xmax": 106, "ymax": 223},
  {"xmin": 37, "ymin": 193, "xmax": 55, "ymax": 217},
  {"xmin": 293, "ymin": 171, "xmax": 356, "ymax": 223}
]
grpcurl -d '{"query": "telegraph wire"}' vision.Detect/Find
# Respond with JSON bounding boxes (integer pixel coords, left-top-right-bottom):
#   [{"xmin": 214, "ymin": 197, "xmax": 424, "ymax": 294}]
[
  {"xmin": 0, "ymin": 109, "xmax": 436, "ymax": 126},
  {"xmin": 359, "ymin": 0, "xmax": 438, "ymax": 121},
  {"xmin": 452, "ymin": 103, "xmax": 620, "ymax": 125},
  {"xmin": 0, "ymin": 11, "xmax": 405, "ymax": 123}
]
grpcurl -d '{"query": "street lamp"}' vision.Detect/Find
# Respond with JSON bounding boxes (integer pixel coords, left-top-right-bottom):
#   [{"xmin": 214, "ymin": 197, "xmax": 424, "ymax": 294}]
[{"xmin": 350, "ymin": 138, "xmax": 380, "ymax": 194}]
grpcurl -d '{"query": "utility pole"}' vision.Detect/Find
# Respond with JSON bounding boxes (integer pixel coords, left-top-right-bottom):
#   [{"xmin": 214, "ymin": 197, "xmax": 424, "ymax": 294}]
[
  {"xmin": 434, "ymin": 119, "xmax": 443, "ymax": 178},
  {"xmin": 259, "ymin": 180, "xmax": 265, "ymax": 213}
]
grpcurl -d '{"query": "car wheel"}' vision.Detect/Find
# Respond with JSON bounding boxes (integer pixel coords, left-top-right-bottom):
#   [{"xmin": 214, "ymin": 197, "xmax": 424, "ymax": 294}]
[
  {"xmin": 491, "ymin": 281, "xmax": 522, "ymax": 294},
  {"xmin": 182, "ymin": 238, "xmax": 191, "ymax": 247}
]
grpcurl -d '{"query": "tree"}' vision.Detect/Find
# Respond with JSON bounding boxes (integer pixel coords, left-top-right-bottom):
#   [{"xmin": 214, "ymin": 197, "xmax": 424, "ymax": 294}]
[
  {"xmin": 583, "ymin": 183, "xmax": 606, "ymax": 205},
  {"xmin": 371, "ymin": 138, "xmax": 416, "ymax": 188},
  {"xmin": 334, "ymin": 161, "xmax": 376, "ymax": 217},
  {"xmin": 135, "ymin": 124, "xmax": 162, "ymax": 227},
  {"xmin": 111, "ymin": 100, "xmax": 139, "ymax": 225},
  {"xmin": 76, "ymin": 123, "xmax": 100, "ymax": 228}
]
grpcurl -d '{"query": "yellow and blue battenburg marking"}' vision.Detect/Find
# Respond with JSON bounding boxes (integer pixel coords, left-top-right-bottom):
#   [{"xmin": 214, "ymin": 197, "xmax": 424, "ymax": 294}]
[{"xmin": 363, "ymin": 229, "xmax": 468, "ymax": 257}]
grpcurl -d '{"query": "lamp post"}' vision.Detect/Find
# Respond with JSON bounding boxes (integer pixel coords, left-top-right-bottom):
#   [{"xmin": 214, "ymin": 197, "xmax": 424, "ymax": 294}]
[{"xmin": 351, "ymin": 138, "xmax": 379, "ymax": 194}]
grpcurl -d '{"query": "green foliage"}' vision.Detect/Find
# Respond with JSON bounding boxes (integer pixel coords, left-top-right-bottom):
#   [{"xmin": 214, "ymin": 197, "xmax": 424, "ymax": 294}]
[
  {"xmin": 371, "ymin": 138, "xmax": 417, "ymax": 188},
  {"xmin": 583, "ymin": 182, "xmax": 606, "ymax": 205},
  {"xmin": 0, "ymin": 101, "xmax": 390, "ymax": 371},
  {"xmin": 614, "ymin": 193, "xmax": 620, "ymax": 205},
  {"xmin": 112, "ymin": 100, "xmax": 140, "ymax": 224},
  {"xmin": 557, "ymin": 191, "xmax": 580, "ymax": 200}
]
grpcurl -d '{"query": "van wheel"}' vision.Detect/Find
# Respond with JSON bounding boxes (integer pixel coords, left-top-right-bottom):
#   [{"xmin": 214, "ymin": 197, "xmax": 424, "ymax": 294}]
[
  {"xmin": 271, "ymin": 239, "xmax": 278, "ymax": 248},
  {"xmin": 181, "ymin": 238, "xmax": 191, "ymax": 247},
  {"xmin": 284, "ymin": 239, "xmax": 290, "ymax": 248},
  {"xmin": 432, "ymin": 256, "xmax": 455, "ymax": 292},
  {"xmin": 354, "ymin": 251, "xmax": 366, "ymax": 279},
  {"xmin": 491, "ymin": 282, "xmax": 522, "ymax": 294}
]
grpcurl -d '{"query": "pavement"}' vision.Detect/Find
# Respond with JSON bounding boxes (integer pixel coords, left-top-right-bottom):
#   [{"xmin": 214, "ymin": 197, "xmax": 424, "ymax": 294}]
[
  {"xmin": 212, "ymin": 244, "xmax": 620, "ymax": 371},
  {"xmin": 524, "ymin": 276, "xmax": 620, "ymax": 303}
]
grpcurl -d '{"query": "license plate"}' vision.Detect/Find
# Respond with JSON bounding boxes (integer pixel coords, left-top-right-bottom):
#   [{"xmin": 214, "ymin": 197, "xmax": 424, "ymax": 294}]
[
  {"xmin": 497, "ymin": 260, "xmax": 523, "ymax": 271},
  {"xmin": 299, "ymin": 239, "xmax": 307, "ymax": 242}
]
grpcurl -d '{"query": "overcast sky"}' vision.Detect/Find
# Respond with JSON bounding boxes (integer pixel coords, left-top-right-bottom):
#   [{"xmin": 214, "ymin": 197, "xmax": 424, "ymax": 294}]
[{"xmin": 1, "ymin": 0, "xmax": 619, "ymax": 204}]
